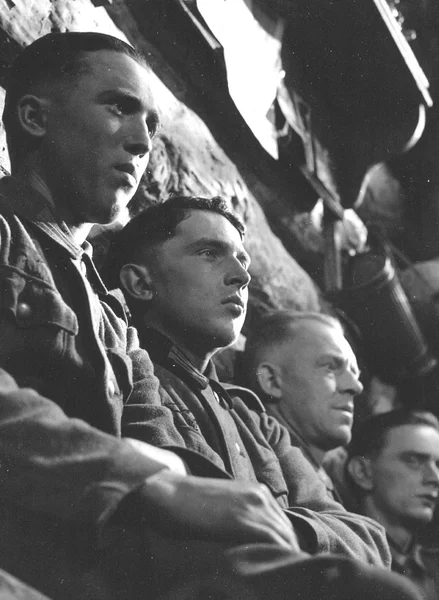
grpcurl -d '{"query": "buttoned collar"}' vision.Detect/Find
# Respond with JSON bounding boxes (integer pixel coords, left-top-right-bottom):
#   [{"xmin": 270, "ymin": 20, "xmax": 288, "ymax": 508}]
[
  {"xmin": 388, "ymin": 534, "xmax": 426, "ymax": 575},
  {"xmin": 139, "ymin": 327, "xmax": 218, "ymax": 390},
  {"xmin": 0, "ymin": 176, "xmax": 107, "ymax": 294}
]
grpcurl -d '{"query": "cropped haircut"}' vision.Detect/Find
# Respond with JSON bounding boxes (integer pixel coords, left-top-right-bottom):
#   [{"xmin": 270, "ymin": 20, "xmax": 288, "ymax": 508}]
[
  {"xmin": 3, "ymin": 31, "xmax": 148, "ymax": 167},
  {"xmin": 103, "ymin": 195, "xmax": 246, "ymax": 293},
  {"xmin": 347, "ymin": 409, "xmax": 439, "ymax": 461},
  {"xmin": 243, "ymin": 310, "xmax": 343, "ymax": 394}
]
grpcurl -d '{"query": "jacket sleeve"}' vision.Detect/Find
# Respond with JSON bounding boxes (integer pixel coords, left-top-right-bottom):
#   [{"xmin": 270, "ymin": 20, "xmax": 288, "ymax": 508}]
[
  {"xmin": 0, "ymin": 368, "xmax": 178, "ymax": 545},
  {"xmin": 259, "ymin": 411, "xmax": 391, "ymax": 568}
]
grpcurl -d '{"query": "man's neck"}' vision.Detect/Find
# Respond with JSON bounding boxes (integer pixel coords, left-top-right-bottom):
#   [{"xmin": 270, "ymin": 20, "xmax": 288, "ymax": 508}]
[
  {"xmin": 14, "ymin": 164, "xmax": 93, "ymax": 246},
  {"xmin": 362, "ymin": 499, "xmax": 414, "ymax": 551},
  {"xmin": 141, "ymin": 317, "xmax": 216, "ymax": 373},
  {"xmin": 270, "ymin": 404, "xmax": 327, "ymax": 466}
]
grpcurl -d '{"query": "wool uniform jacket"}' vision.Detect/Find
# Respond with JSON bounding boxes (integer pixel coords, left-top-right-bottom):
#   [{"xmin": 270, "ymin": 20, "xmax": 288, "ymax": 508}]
[
  {"xmin": 0, "ymin": 177, "xmax": 234, "ymax": 598},
  {"xmin": 135, "ymin": 327, "xmax": 392, "ymax": 565},
  {"xmin": 388, "ymin": 536, "xmax": 439, "ymax": 600},
  {"xmin": 0, "ymin": 177, "xmax": 224, "ymax": 532},
  {"xmin": 273, "ymin": 416, "xmax": 344, "ymax": 503},
  {"xmin": 0, "ymin": 176, "xmax": 391, "ymax": 599}
]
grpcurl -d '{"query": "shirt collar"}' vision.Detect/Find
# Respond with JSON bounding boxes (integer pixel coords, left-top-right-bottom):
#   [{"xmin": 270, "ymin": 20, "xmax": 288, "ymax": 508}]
[
  {"xmin": 139, "ymin": 327, "xmax": 217, "ymax": 390},
  {"xmin": 0, "ymin": 176, "xmax": 84, "ymax": 259},
  {"xmin": 388, "ymin": 535, "xmax": 426, "ymax": 574},
  {"xmin": 0, "ymin": 176, "xmax": 108, "ymax": 294}
]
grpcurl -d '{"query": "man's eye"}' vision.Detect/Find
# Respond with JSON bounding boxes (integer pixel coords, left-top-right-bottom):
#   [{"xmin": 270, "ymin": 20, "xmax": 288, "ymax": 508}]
[
  {"xmin": 110, "ymin": 100, "xmax": 131, "ymax": 116},
  {"xmin": 110, "ymin": 103, "xmax": 124, "ymax": 115},
  {"xmin": 200, "ymin": 249, "xmax": 217, "ymax": 258},
  {"xmin": 404, "ymin": 456, "xmax": 422, "ymax": 469},
  {"xmin": 147, "ymin": 119, "xmax": 159, "ymax": 139}
]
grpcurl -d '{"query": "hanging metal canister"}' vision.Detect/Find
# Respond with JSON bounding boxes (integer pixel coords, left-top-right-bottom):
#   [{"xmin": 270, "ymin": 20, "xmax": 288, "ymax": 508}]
[{"xmin": 333, "ymin": 247, "xmax": 436, "ymax": 384}]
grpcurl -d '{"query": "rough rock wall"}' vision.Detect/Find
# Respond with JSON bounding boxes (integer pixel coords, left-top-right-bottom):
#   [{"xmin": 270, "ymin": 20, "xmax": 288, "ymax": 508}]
[{"xmin": 0, "ymin": 0, "xmax": 321, "ymax": 318}]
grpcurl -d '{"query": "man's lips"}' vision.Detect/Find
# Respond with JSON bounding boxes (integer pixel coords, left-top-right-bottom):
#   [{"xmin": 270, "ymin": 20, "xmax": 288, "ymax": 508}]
[
  {"xmin": 334, "ymin": 404, "xmax": 354, "ymax": 414},
  {"xmin": 417, "ymin": 493, "xmax": 439, "ymax": 505},
  {"xmin": 222, "ymin": 294, "xmax": 245, "ymax": 309},
  {"xmin": 221, "ymin": 294, "xmax": 245, "ymax": 316},
  {"xmin": 333, "ymin": 405, "xmax": 354, "ymax": 422},
  {"xmin": 115, "ymin": 164, "xmax": 138, "ymax": 186}
]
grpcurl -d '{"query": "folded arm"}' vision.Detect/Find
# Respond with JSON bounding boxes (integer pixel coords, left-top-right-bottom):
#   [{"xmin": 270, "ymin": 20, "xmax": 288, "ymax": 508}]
[{"xmin": 261, "ymin": 411, "xmax": 391, "ymax": 567}]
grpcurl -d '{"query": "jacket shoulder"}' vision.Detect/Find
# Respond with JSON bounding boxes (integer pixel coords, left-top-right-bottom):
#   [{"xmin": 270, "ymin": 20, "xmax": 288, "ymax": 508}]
[{"xmin": 222, "ymin": 383, "xmax": 266, "ymax": 413}]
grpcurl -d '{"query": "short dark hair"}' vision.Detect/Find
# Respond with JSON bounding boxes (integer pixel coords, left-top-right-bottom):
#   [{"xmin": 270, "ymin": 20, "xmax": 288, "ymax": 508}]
[
  {"xmin": 347, "ymin": 409, "xmax": 439, "ymax": 460},
  {"xmin": 243, "ymin": 310, "xmax": 342, "ymax": 395},
  {"xmin": 3, "ymin": 31, "xmax": 148, "ymax": 166},
  {"xmin": 103, "ymin": 195, "xmax": 246, "ymax": 292}
]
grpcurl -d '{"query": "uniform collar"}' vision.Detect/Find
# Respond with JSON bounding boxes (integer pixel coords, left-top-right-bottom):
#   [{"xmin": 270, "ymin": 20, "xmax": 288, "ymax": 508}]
[
  {"xmin": 388, "ymin": 534, "xmax": 426, "ymax": 575},
  {"xmin": 0, "ymin": 176, "xmax": 107, "ymax": 294},
  {"xmin": 139, "ymin": 327, "xmax": 217, "ymax": 390},
  {"xmin": 0, "ymin": 176, "xmax": 84, "ymax": 259}
]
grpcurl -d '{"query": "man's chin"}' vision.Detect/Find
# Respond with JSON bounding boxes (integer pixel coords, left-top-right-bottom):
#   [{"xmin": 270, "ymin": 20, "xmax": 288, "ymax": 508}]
[
  {"xmin": 211, "ymin": 329, "xmax": 241, "ymax": 351},
  {"xmin": 404, "ymin": 511, "xmax": 434, "ymax": 530},
  {"xmin": 329, "ymin": 428, "xmax": 351, "ymax": 449},
  {"xmin": 87, "ymin": 201, "xmax": 130, "ymax": 227}
]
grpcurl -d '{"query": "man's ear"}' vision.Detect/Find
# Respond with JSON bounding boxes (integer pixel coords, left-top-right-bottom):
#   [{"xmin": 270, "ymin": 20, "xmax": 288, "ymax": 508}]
[
  {"xmin": 16, "ymin": 95, "xmax": 50, "ymax": 139},
  {"xmin": 256, "ymin": 362, "xmax": 283, "ymax": 403},
  {"xmin": 119, "ymin": 264, "xmax": 153, "ymax": 302},
  {"xmin": 346, "ymin": 456, "xmax": 374, "ymax": 492}
]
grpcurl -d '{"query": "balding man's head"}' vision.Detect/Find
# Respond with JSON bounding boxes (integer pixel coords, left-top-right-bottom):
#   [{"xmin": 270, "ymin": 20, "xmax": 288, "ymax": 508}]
[{"xmin": 244, "ymin": 311, "xmax": 363, "ymax": 459}]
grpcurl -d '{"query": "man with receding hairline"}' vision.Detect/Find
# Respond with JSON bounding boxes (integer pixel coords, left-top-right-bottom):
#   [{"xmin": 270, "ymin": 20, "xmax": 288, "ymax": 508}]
[{"xmin": 243, "ymin": 311, "xmax": 363, "ymax": 500}]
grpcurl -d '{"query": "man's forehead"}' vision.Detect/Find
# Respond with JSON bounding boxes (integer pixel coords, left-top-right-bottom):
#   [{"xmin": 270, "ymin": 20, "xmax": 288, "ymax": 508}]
[
  {"xmin": 291, "ymin": 320, "xmax": 348, "ymax": 351},
  {"xmin": 175, "ymin": 209, "xmax": 244, "ymax": 244},
  {"xmin": 79, "ymin": 49, "xmax": 152, "ymax": 87},
  {"xmin": 383, "ymin": 425, "xmax": 439, "ymax": 456}
]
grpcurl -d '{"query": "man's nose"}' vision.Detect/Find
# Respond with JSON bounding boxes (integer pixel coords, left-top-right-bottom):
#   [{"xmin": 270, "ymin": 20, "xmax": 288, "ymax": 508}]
[
  {"xmin": 339, "ymin": 370, "xmax": 364, "ymax": 396},
  {"xmin": 124, "ymin": 117, "xmax": 152, "ymax": 158},
  {"xmin": 227, "ymin": 258, "xmax": 251, "ymax": 288},
  {"xmin": 424, "ymin": 462, "xmax": 439, "ymax": 486}
]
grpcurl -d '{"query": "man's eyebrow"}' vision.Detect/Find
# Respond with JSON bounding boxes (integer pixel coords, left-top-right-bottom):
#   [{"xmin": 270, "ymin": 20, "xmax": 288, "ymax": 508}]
[
  {"xmin": 98, "ymin": 87, "xmax": 160, "ymax": 122},
  {"xmin": 97, "ymin": 88, "xmax": 138, "ymax": 102},
  {"xmin": 318, "ymin": 353, "xmax": 361, "ymax": 376},
  {"xmin": 400, "ymin": 451, "xmax": 430, "ymax": 461},
  {"xmin": 96, "ymin": 89, "xmax": 161, "ymax": 134},
  {"xmin": 188, "ymin": 238, "xmax": 251, "ymax": 265}
]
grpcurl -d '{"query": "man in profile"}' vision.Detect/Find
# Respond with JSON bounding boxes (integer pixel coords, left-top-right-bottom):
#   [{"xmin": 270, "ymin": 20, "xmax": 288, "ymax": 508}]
[
  {"xmin": 347, "ymin": 410, "xmax": 439, "ymax": 599},
  {"xmin": 243, "ymin": 311, "xmax": 362, "ymax": 500},
  {"xmin": 107, "ymin": 195, "xmax": 390, "ymax": 564}
]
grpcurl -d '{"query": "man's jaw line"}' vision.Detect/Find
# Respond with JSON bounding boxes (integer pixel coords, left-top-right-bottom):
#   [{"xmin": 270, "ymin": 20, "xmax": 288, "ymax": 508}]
[{"xmin": 144, "ymin": 312, "xmax": 241, "ymax": 373}]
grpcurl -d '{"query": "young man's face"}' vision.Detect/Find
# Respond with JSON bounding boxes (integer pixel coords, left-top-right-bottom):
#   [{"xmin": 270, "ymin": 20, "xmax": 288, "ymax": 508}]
[
  {"xmin": 274, "ymin": 321, "xmax": 363, "ymax": 451},
  {"xmin": 368, "ymin": 425, "xmax": 439, "ymax": 529},
  {"xmin": 146, "ymin": 209, "xmax": 251, "ymax": 357},
  {"xmin": 42, "ymin": 49, "xmax": 158, "ymax": 226}
]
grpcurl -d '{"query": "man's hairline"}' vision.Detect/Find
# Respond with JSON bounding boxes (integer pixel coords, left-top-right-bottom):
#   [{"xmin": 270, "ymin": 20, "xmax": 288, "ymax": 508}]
[
  {"xmin": 351, "ymin": 421, "xmax": 439, "ymax": 464},
  {"xmin": 121, "ymin": 206, "xmax": 246, "ymax": 270},
  {"xmin": 6, "ymin": 46, "xmax": 151, "ymax": 134},
  {"xmin": 377, "ymin": 422, "xmax": 439, "ymax": 456},
  {"xmin": 254, "ymin": 317, "xmax": 344, "ymax": 365},
  {"xmin": 29, "ymin": 46, "xmax": 149, "ymax": 92}
]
